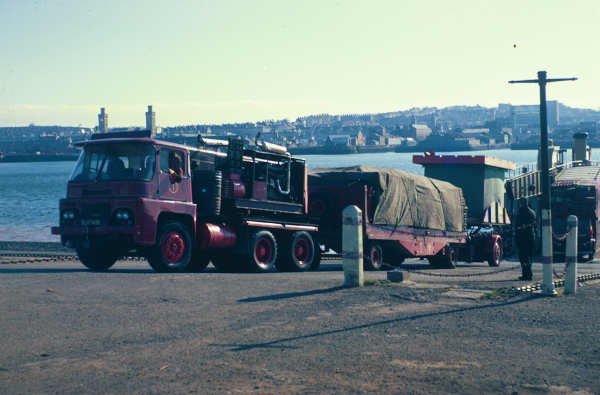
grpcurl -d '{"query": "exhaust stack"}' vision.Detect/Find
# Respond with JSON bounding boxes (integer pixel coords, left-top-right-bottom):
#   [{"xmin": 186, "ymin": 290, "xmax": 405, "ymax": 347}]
[{"xmin": 572, "ymin": 132, "xmax": 590, "ymax": 162}]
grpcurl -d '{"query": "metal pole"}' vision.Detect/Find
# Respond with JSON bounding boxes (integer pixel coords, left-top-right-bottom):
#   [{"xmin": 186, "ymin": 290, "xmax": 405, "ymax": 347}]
[
  {"xmin": 509, "ymin": 71, "xmax": 576, "ymax": 296},
  {"xmin": 565, "ymin": 215, "xmax": 578, "ymax": 295},
  {"xmin": 537, "ymin": 71, "xmax": 556, "ymax": 296}
]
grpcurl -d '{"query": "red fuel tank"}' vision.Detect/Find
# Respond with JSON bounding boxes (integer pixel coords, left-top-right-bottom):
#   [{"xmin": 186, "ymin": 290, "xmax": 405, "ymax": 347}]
[{"xmin": 198, "ymin": 223, "xmax": 238, "ymax": 249}]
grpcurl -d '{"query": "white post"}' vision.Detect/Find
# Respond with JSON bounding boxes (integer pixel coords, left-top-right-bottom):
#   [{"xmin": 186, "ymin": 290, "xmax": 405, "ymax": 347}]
[
  {"xmin": 343, "ymin": 205, "xmax": 364, "ymax": 287},
  {"xmin": 564, "ymin": 215, "xmax": 578, "ymax": 295},
  {"xmin": 541, "ymin": 209, "xmax": 557, "ymax": 295}
]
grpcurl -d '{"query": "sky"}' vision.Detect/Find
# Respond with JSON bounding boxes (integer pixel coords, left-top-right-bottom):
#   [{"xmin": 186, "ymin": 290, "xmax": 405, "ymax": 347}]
[{"xmin": 0, "ymin": 0, "xmax": 598, "ymax": 127}]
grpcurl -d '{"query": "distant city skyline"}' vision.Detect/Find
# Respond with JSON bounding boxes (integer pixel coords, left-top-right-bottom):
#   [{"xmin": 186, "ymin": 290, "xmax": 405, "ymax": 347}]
[
  {"xmin": 5, "ymin": 100, "xmax": 587, "ymax": 130},
  {"xmin": 1, "ymin": 0, "xmax": 598, "ymax": 127}
]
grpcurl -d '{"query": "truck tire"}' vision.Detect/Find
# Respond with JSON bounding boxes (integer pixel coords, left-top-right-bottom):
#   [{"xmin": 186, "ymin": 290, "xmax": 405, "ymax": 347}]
[
  {"xmin": 76, "ymin": 243, "xmax": 118, "ymax": 271},
  {"xmin": 148, "ymin": 221, "xmax": 193, "ymax": 273},
  {"xmin": 487, "ymin": 240, "xmax": 503, "ymax": 267},
  {"xmin": 192, "ymin": 170, "xmax": 221, "ymax": 216},
  {"xmin": 311, "ymin": 245, "xmax": 322, "ymax": 271},
  {"xmin": 244, "ymin": 230, "xmax": 278, "ymax": 273},
  {"xmin": 277, "ymin": 231, "xmax": 316, "ymax": 272},
  {"xmin": 187, "ymin": 249, "xmax": 211, "ymax": 272},
  {"xmin": 365, "ymin": 241, "xmax": 384, "ymax": 271}
]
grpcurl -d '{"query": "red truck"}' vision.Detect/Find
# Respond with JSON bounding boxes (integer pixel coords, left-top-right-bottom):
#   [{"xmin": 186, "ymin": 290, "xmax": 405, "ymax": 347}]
[{"xmin": 52, "ymin": 130, "xmax": 319, "ymax": 273}]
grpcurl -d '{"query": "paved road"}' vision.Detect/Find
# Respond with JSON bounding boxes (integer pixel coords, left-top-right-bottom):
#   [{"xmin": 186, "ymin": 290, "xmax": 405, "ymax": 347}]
[{"xmin": 1, "ymin": 257, "xmax": 599, "ymax": 394}]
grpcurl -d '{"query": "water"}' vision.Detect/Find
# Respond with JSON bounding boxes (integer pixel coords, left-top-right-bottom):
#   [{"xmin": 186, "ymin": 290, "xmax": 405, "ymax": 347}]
[
  {"xmin": 0, "ymin": 161, "xmax": 72, "ymax": 242},
  {"xmin": 0, "ymin": 149, "xmax": 582, "ymax": 241}
]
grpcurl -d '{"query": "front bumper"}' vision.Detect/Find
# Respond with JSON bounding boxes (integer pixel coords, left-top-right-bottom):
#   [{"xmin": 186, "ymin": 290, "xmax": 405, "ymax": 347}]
[{"xmin": 51, "ymin": 225, "xmax": 140, "ymax": 238}]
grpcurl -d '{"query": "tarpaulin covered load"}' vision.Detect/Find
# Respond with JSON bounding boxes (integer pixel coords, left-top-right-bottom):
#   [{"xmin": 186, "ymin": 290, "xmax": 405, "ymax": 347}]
[{"xmin": 309, "ymin": 165, "xmax": 465, "ymax": 232}]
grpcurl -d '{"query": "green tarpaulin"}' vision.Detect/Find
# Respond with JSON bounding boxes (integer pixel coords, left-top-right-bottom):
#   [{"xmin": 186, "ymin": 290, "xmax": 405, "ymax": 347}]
[{"xmin": 310, "ymin": 165, "xmax": 465, "ymax": 232}]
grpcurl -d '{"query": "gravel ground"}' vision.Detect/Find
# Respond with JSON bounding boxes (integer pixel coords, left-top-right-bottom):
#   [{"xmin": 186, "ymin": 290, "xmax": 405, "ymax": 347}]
[{"xmin": 1, "ymin": 243, "xmax": 599, "ymax": 394}]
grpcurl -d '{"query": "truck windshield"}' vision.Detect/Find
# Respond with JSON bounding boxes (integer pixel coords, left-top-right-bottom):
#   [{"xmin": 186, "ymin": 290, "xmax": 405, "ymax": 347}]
[{"xmin": 70, "ymin": 143, "xmax": 156, "ymax": 182}]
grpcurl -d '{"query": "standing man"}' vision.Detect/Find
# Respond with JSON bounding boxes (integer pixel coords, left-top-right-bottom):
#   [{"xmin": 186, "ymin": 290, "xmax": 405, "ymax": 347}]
[{"xmin": 515, "ymin": 197, "xmax": 536, "ymax": 280}]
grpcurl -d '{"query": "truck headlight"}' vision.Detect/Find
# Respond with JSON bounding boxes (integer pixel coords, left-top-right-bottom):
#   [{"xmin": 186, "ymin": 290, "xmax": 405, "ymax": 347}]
[
  {"xmin": 112, "ymin": 209, "xmax": 134, "ymax": 226},
  {"xmin": 60, "ymin": 209, "xmax": 78, "ymax": 225}
]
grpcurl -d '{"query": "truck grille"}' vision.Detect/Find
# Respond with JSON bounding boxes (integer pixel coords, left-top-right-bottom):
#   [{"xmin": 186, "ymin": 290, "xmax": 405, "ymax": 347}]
[{"xmin": 80, "ymin": 203, "xmax": 110, "ymax": 226}]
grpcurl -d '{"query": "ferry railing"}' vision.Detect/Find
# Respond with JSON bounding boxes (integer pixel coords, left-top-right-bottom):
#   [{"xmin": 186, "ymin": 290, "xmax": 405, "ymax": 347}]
[
  {"xmin": 506, "ymin": 160, "xmax": 600, "ymax": 200},
  {"xmin": 506, "ymin": 162, "xmax": 537, "ymax": 179}
]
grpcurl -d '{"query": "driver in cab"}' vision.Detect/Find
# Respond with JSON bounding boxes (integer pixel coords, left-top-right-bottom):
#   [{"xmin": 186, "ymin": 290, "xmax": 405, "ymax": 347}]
[{"xmin": 168, "ymin": 151, "xmax": 184, "ymax": 183}]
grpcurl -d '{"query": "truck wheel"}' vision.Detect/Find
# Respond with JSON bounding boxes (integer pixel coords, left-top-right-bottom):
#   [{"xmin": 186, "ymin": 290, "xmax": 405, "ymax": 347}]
[
  {"xmin": 245, "ymin": 230, "xmax": 277, "ymax": 272},
  {"xmin": 187, "ymin": 249, "xmax": 210, "ymax": 272},
  {"xmin": 277, "ymin": 231, "xmax": 315, "ymax": 272},
  {"xmin": 311, "ymin": 246, "xmax": 322, "ymax": 271},
  {"xmin": 148, "ymin": 221, "xmax": 193, "ymax": 273},
  {"xmin": 77, "ymin": 243, "xmax": 118, "ymax": 271},
  {"xmin": 487, "ymin": 240, "xmax": 503, "ymax": 267},
  {"xmin": 365, "ymin": 241, "xmax": 384, "ymax": 271}
]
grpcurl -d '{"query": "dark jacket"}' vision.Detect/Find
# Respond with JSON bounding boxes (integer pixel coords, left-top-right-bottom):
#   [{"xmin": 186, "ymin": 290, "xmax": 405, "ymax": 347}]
[{"xmin": 516, "ymin": 205, "xmax": 536, "ymax": 245}]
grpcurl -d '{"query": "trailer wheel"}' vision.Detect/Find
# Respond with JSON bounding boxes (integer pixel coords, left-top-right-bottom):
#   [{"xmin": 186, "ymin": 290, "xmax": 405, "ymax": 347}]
[
  {"xmin": 277, "ymin": 231, "xmax": 315, "ymax": 272},
  {"xmin": 187, "ymin": 249, "xmax": 211, "ymax": 272},
  {"xmin": 442, "ymin": 245, "xmax": 456, "ymax": 269},
  {"xmin": 244, "ymin": 230, "xmax": 278, "ymax": 272},
  {"xmin": 365, "ymin": 241, "xmax": 384, "ymax": 271},
  {"xmin": 487, "ymin": 240, "xmax": 503, "ymax": 267},
  {"xmin": 429, "ymin": 245, "xmax": 456, "ymax": 269},
  {"xmin": 77, "ymin": 243, "xmax": 119, "ymax": 271},
  {"xmin": 148, "ymin": 221, "xmax": 193, "ymax": 273}
]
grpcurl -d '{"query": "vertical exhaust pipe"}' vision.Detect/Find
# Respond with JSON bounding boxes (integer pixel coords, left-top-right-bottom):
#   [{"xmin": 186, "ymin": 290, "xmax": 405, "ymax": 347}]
[{"xmin": 572, "ymin": 132, "xmax": 589, "ymax": 162}]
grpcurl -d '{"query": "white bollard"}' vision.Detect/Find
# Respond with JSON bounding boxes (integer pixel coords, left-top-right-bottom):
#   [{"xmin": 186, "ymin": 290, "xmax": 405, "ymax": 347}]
[
  {"xmin": 564, "ymin": 215, "xmax": 578, "ymax": 295},
  {"xmin": 343, "ymin": 205, "xmax": 364, "ymax": 287}
]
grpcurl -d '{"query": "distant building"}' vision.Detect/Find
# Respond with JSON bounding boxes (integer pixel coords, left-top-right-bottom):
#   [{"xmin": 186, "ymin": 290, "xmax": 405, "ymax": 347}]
[
  {"xmin": 547, "ymin": 100, "xmax": 559, "ymax": 129},
  {"xmin": 462, "ymin": 128, "xmax": 490, "ymax": 135},
  {"xmin": 98, "ymin": 107, "xmax": 108, "ymax": 133},
  {"xmin": 511, "ymin": 100, "xmax": 559, "ymax": 131},
  {"xmin": 412, "ymin": 124, "xmax": 432, "ymax": 141},
  {"xmin": 327, "ymin": 135, "xmax": 351, "ymax": 146},
  {"xmin": 385, "ymin": 136, "xmax": 405, "ymax": 145},
  {"xmin": 146, "ymin": 105, "xmax": 156, "ymax": 135}
]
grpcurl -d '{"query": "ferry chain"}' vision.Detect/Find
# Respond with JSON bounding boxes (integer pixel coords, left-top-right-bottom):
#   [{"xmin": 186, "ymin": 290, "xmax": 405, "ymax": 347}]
[
  {"xmin": 552, "ymin": 230, "xmax": 569, "ymax": 242},
  {"xmin": 511, "ymin": 272, "xmax": 600, "ymax": 294},
  {"xmin": 395, "ymin": 265, "xmax": 520, "ymax": 278},
  {"xmin": 0, "ymin": 252, "xmax": 145, "ymax": 265}
]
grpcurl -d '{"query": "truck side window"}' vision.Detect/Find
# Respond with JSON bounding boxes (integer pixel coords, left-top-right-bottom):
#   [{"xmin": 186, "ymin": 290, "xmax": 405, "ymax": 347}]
[
  {"xmin": 160, "ymin": 150, "xmax": 170, "ymax": 173},
  {"xmin": 160, "ymin": 150, "xmax": 184, "ymax": 173},
  {"xmin": 160, "ymin": 149, "xmax": 185, "ymax": 183}
]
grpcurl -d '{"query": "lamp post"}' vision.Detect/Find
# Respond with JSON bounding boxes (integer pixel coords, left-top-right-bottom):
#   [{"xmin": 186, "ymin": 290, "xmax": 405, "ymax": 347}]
[{"xmin": 509, "ymin": 71, "xmax": 577, "ymax": 296}]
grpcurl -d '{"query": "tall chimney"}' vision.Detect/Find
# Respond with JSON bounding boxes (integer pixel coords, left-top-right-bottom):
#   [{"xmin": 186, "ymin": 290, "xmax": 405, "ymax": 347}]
[
  {"xmin": 145, "ymin": 105, "xmax": 156, "ymax": 135},
  {"xmin": 98, "ymin": 107, "xmax": 108, "ymax": 133}
]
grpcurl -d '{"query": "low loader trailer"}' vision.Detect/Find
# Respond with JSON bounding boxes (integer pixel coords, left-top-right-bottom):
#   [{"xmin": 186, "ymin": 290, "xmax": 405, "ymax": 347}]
[{"xmin": 308, "ymin": 165, "xmax": 506, "ymax": 269}]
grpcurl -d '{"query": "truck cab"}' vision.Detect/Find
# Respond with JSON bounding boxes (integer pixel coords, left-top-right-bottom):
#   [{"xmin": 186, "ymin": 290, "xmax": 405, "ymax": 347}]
[{"xmin": 52, "ymin": 130, "xmax": 202, "ymax": 271}]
